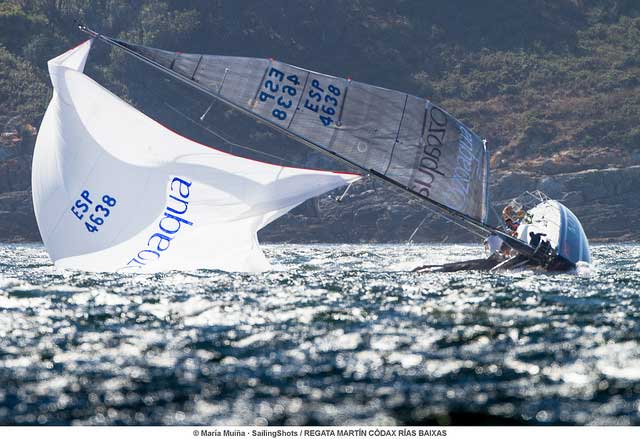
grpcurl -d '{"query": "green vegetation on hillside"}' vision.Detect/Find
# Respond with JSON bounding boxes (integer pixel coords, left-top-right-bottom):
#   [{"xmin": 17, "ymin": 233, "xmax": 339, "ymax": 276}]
[{"xmin": 1, "ymin": 0, "xmax": 639, "ymax": 174}]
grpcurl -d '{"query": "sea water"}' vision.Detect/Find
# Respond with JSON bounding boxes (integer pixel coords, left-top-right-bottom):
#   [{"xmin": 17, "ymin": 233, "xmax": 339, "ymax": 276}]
[{"xmin": 0, "ymin": 243, "xmax": 638, "ymax": 425}]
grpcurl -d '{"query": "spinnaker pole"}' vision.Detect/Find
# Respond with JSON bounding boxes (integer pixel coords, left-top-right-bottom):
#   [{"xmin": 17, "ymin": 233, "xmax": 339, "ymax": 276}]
[{"xmin": 77, "ymin": 24, "xmax": 536, "ymax": 257}]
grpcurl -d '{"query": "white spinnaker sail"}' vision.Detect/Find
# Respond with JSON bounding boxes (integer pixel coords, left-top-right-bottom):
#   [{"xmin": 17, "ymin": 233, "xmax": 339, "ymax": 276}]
[{"xmin": 32, "ymin": 40, "xmax": 359, "ymax": 272}]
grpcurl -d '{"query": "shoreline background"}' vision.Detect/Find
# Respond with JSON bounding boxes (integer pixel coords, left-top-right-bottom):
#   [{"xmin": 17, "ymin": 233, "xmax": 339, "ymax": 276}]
[{"xmin": 2, "ymin": 1, "xmax": 639, "ymax": 244}]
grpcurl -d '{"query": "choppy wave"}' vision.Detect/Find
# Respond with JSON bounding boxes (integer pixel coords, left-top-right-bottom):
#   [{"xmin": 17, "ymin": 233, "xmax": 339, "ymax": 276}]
[{"xmin": 0, "ymin": 243, "xmax": 638, "ymax": 425}]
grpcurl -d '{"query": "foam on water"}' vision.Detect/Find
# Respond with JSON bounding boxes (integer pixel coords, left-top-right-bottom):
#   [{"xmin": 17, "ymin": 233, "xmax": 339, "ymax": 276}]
[{"xmin": 0, "ymin": 243, "xmax": 638, "ymax": 426}]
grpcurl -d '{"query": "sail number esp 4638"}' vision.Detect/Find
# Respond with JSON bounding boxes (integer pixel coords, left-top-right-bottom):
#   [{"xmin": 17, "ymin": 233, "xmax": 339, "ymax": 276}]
[
  {"xmin": 304, "ymin": 79, "xmax": 341, "ymax": 127},
  {"xmin": 70, "ymin": 190, "xmax": 117, "ymax": 233}
]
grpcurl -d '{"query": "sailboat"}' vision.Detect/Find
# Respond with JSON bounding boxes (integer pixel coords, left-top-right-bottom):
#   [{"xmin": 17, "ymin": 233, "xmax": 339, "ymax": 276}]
[{"xmin": 31, "ymin": 25, "xmax": 591, "ymax": 272}]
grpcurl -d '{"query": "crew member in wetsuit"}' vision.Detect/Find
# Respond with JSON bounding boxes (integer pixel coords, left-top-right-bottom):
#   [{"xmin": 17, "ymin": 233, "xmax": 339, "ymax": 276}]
[
  {"xmin": 413, "ymin": 231, "xmax": 508, "ymax": 273},
  {"xmin": 502, "ymin": 206, "xmax": 521, "ymax": 236},
  {"xmin": 505, "ymin": 218, "xmax": 519, "ymax": 236},
  {"xmin": 529, "ymin": 231, "xmax": 547, "ymax": 248}
]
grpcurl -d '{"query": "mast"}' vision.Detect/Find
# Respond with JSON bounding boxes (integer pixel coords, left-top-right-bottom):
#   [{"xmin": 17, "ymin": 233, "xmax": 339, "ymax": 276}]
[{"xmin": 77, "ymin": 25, "xmax": 536, "ymax": 258}]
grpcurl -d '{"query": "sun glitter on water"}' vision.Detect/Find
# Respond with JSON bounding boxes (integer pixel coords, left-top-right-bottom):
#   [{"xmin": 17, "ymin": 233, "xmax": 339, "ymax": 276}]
[{"xmin": 0, "ymin": 243, "xmax": 638, "ymax": 426}]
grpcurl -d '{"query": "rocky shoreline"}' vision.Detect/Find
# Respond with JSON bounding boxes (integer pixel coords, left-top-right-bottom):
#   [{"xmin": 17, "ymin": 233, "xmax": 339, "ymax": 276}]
[
  {"xmin": 2, "ymin": 151, "xmax": 637, "ymax": 244},
  {"xmin": 260, "ymin": 165, "xmax": 640, "ymax": 244}
]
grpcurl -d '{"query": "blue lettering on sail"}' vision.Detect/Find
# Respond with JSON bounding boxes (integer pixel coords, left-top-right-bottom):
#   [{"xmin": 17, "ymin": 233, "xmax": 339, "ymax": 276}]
[
  {"xmin": 70, "ymin": 190, "xmax": 118, "ymax": 233},
  {"xmin": 121, "ymin": 177, "xmax": 193, "ymax": 270},
  {"xmin": 410, "ymin": 104, "xmax": 482, "ymax": 215},
  {"xmin": 410, "ymin": 106, "xmax": 448, "ymax": 198},
  {"xmin": 449, "ymin": 125, "xmax": 480, "ymax": 211},
  {"xmin": 258, "ymin": 67, "xmax": 302, "ymax": 122},
  {"xmin": 303, "ymin": 79, "xmax": 341, "ymax": 126}
]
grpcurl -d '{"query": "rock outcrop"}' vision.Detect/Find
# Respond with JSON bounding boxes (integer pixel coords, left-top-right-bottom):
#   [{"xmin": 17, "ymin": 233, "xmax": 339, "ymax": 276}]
[{"xmin": 0, "ymin": 189, "xmax": 39, "ymax": 242}]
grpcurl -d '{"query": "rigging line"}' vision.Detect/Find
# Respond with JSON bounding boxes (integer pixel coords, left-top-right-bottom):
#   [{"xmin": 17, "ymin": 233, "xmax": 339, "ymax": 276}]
[
  {"xmin": 200, "ymin": 102, "xmax": 214, "ymax": 121},
  {"xmin": 375, "ymin": 179, "xmax": 486, "ymax": 241},
  {"xmin": 335, "ymin": 180, "xmax": 356, "ymax": 202},
  {"xmin": 422, "ymin": 205, "xmax": 487, "ymax": 239},
  {"xmin": 163, "ymin": 102, "xmax": 308, "ymax": 168},
  {"xmin": 370, "ymin": 169, "xmax": 488, "ymax": 235},
  {"xmin": 408, "ymin": 216, "xmax": 428, "ymax": 243},
  {"xmin": 368, "ymin": 169, "xmax": 530, "ymax": 252},
  {"xmin": 406, "ymin": 199, "xmax": 486, "ymax": 241}
]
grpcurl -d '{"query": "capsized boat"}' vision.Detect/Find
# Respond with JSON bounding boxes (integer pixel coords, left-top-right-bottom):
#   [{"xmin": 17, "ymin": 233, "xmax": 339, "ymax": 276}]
[
  {"xmin": 31, "ymin": 24, "xmax": 590, "ymax": 272},
  {"xmin": 506, "ymin": 191, "xmax": 591, "ymax": 270},
  {"xmin": 414, "ymin": 191, "xmax": 591, "ymax": 272}
]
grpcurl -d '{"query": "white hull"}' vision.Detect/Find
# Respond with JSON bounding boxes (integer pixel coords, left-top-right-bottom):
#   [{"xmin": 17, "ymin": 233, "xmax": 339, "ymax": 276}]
[{"xmin": 516, "ymin": 200, "xmax": 591, "ymax": 267}]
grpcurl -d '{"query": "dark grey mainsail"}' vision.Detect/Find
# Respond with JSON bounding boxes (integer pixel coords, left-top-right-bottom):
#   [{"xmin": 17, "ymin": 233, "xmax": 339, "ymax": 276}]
[{"xmin": 115, "ymin": 40, "xmax": 490, "ymax": 223}]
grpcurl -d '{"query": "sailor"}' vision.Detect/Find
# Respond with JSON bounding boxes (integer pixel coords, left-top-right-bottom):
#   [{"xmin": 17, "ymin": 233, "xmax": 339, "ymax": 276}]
[
  {"xmin": 505, "ymin": 218, "xmax": 519, "ymax": 235},
  {"xmin": 502, "ymin": 205, "xmax": 514, "ymax": 221},
  {"xmin": 500, "ymin": 240, "xmax": 512, "ymax": 257},
  {"xmin": 529, "ymin": 231, "xmax": 547, "ymax": 248},
  {"xmin": 502, "ymin": 206, "xmax": 520, "ymax": 236},
  {"xmin": 414, "ymin": 228, "xmax": 510, "ymax": 273}
]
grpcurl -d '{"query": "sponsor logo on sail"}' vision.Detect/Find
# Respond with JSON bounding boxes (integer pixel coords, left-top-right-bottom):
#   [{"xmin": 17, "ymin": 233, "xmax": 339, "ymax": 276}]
[
  {"xmin": 410, "ymin": 105, "xmax": 481, "ymax": 214},
  {"xmin": 449, "ymin": 125, "xmax": 480, "ymax": 211},
  {"xmin": 411, "ymin": 105, "xmax": 447, "ymax": 198},
  {"xmin": 121, "ymin": 177, "xmax": 193, "ymax": 270}
]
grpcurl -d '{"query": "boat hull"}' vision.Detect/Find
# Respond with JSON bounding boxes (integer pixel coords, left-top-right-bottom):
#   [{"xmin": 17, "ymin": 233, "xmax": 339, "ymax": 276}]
[{"xmin": 516, "ymin": 200, "xmax": 591, "ymax": 268}]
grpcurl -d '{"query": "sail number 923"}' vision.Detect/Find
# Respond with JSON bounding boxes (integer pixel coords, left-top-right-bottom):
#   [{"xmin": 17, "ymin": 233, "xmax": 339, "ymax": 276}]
[
  {"xmin": 70, "ymin": 190, "xmax": 117, "ymax": 233},
  {"xmin": 258, "ymin": 67, "xmax": 342, "ymax": 127},
  {"xmin": 259, "ymin": 67, "xmax": 300, "ymax": 122}
]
